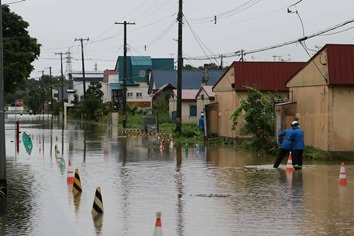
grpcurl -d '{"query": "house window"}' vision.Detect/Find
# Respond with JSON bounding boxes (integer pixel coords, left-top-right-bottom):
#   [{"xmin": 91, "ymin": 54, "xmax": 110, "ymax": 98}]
[
  {"xmin": 189, "ymin": 105, "xmax": 197, "ymax": 117},
  {"xmin": 139, "ymin": 70, "xmax": 146, "ymax": 77},
  {"xmin": 127, "ymin": 92, "xmax": 133, "ymax": 97},
  {"xmin": 136, "ymin": 92, "xmax": 142, "ymax": 98},
  {"xmin": 201, "ymin": 94, "xmax": 204, "ymax": 100}
]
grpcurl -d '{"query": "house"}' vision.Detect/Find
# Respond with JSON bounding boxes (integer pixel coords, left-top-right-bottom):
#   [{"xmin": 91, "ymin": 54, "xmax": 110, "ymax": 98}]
[
  {"xmin": 113, "ymin": 56, "xmax": 175, "ymax": 110},
  {"xmin": 53, "ymin": 85, "xmax": 70, "ymax": 102},
  {"xmin": 196, "ymin": 85, "xmax": 215, "ymax": 116},
  {"xmin": 284, "ymin": 44, "xmax": 354, "ymax": 153},
  {"xmin": 70, "ymin": 71, "xmax": 104, "ymax": 101},
  {"xmin": 151, "ymin": 69, "xmax": 224, "ymax": 120},
  {"xmin": 102, "ymin": 69, "xmax": 119, "ymax": 103},
  {"xmin": 211, "ymin": 61, "xmax": 305, "ymax": 138},
  {"xmin": 169, "ymin": 89, "xmax": 199, "ymax": 123},
  {"xmin": 151, "ymin": 83, "xmax": 176, "ymax": 111}
]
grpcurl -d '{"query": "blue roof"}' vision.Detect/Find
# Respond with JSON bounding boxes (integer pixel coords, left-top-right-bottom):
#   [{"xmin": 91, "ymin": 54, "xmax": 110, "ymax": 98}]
[
  {"xmin": 152, "ymin": 69, "xmax": 224, "ymax": 89},
  {"xmin": 130, "ymin": 56, "xmax": 152, "ymax": 66}
]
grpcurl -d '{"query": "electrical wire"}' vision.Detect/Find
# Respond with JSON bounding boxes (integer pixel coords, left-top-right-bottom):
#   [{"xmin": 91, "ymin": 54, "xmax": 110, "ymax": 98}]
[
  {"xmin": 184, "ymin": 17, "xmax": 354, "ymax": 61},
  {"xmin": 115, "ymin": 0, "xmax": 150, "ymax": 22},
  {"xmin": 133, "ymin": 0, "xmax": 171, "ymax": 23},
  {"xmin": 187, "ymin": 0, "xmax": 260, "ymax": 24},
  {"xmin": 184, "ymin": 16, "xmax": 219, "ymax": 65},
  {"xmin": 320, "ymin": 25, "xmax": 354, "ymax": 36},
  {"xmin": 300, "ymin": 41, "xmax": 328, "ymax": 84},
  {"xmin": 135, "ymin": 19, "xmax": 176, "ymax": 50}
]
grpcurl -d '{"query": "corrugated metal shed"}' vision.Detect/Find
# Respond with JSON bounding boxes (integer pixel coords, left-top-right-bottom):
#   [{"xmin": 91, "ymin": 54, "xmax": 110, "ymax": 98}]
[
  {"xmin": 234, "ymin": 62, "xmax": 305, "ymax": 91},
  {"xmin": 327, "ymin": 44, "xmax": 354, "ymax": 85}
]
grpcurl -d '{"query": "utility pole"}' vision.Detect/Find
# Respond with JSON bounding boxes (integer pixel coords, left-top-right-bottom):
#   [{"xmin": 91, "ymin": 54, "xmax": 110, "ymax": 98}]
[
  {"xmin": 0, "ymin": 0, "xmax": 7, "ymax": 197},
  {"xmin": 176, "ymin": 0, "xmax": 183, "ymax": 133},
  {"xmin": 45, "ymin": 66, "xmax": 53, "ymax": 114},
  {"xmin": 54, "ymin": 52, "xmax": 67, "ymax": 122},
  {"xmin": 55, "ymin": 52, "xmax": 66, "ymax": 156},
  {"xmin": 74, "ymin": 38, "xmax": 89, "ymax": 99},
  {"xmin": 115, "ymin": 21, "xmax": 135, "ymax": 130}
]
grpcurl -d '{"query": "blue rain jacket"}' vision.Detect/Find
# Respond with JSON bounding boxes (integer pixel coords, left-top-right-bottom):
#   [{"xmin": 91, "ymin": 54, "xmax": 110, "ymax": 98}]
[
  {"xmin": 289, "ymin": 126, "xmax": 304, "ymax": 150},
  {"xmin": 198, "ymin": 116, "xmax": 204, "ymax": 130},
  {"xmin": 278, "ymin": 129, "xmax": 293, "ymax": 150}
]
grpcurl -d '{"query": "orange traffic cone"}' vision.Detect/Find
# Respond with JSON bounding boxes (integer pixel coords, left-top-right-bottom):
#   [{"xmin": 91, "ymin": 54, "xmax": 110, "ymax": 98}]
[
  {"xmin": 67, "ymin": 159, "xmax": 74, "ymax": 184},
  {"xmin": 339, "ymin": 162, "xmax": 347, "ymax": 187},
  {"xmin": 286, "ymin": 152, "xmax": 294, "ymax": 173},
  {"xmin": 153, "ymin": 211, "xmax": 163, "ymax": 236}
]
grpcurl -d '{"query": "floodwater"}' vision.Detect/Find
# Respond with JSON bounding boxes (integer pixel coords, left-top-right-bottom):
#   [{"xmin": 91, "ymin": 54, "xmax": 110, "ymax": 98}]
[{"xmin": 1, "ymin": 115, "xmax": 354, "ymax": 236}]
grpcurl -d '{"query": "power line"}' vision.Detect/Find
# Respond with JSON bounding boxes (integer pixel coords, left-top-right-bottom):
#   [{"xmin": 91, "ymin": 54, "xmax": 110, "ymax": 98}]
[
  {"xmin": 184, "ymin": 17, "xmax": 354, "ymax": 61},
  {"xmin": 187, "ymin": 0, "xmax": 260, "ymax": 23},
  {"xmin": 184, "ymin": 16, "xmax": 219, "ymax": 65}
]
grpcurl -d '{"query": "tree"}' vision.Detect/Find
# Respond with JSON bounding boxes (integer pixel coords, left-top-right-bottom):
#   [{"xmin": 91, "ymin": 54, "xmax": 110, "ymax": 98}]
[
  {"xmin": 73, "ymin": 84, "xmax": 104, "ymax": 121},
  {"xmin": 3, "ymin": 5, "xmax": 41, "ymax": 93},
  {"xmin": 231, "ymin": 87, "xmax": 281, "ymax": 151},
  {"xmin": 183, "ymin": 64, "xmax": 197, "ymax": 70},
  {"xmin": 197, "ymin": 63, "xmax": 221, "ymax": 70},
  {"xmin": 183, "ymin": 63, "xmax": 224, "ymax": 70}
]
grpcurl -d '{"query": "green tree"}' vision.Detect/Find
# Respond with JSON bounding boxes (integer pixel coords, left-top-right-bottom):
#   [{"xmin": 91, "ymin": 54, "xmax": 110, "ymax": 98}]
[
  {"xmin": 231, "ymin": 87, "xmax": 280, "ymax": 151},
  {"xmin": 152, "ymin": 96, "xmax": 171, "ymax": 123},
  {"xmin": 197, "ymin": 63, "xmax": 221, "ymax": 70},
  {"xmin": 183, "ymin": 64, "xmax": 197, "ymax": 70},
  {"xmin": 3, "ymin": 5, "xmax": 41, "ymax": 93},
  {"xmin": 73, "ymin": 84, "xmax": 104, "ymax": 121}
]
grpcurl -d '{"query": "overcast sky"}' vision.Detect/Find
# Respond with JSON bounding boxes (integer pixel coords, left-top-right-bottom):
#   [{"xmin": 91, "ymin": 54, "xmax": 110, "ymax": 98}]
[{"xmin": 8, "ymin": 0, "xmax": 354, "ymax": 79}]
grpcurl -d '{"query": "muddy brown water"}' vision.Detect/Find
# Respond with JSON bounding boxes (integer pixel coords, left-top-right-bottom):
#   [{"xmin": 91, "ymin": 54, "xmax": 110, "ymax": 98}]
[{"xmin": 1, "ymin": 115, "xmax": 354, "ymax": 236}]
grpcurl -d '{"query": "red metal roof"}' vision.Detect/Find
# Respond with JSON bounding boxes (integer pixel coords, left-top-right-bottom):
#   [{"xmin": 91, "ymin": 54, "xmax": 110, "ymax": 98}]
[
  {"xmin": 326, "ymin": 44, "xmax": 354, "ymax": 85},
  {"xmin": 233, "ymin": 61, "xmax": 305, "ymax": 91}
]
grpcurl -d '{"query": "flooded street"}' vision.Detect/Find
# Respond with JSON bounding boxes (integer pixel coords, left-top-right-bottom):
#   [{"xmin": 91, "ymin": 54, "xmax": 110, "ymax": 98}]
[{"xmin": 1, "ymin": 115, "xmax": 354, "ymax": 236}]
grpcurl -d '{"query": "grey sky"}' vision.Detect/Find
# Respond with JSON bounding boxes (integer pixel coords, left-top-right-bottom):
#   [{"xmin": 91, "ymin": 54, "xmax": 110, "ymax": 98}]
[{"xmin": 9, "ymin": 0, "xmax": 354, "ymax": 79}]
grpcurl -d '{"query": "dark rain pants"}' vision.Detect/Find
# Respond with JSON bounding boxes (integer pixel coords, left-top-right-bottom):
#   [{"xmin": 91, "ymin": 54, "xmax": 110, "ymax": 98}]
[
  {"xmin": 292, "ymin": 149, "xmax": 303, "ymax": 170},
  {"xmin": 273, "ymin": 148, "xmax": 290, "ymax": 168}
]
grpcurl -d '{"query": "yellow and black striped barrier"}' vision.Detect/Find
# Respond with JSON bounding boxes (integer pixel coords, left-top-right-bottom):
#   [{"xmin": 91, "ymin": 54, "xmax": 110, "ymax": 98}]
[
  {"xmin": 72, "ymin": 169, "xmax": 82, "ymax": 195},
  {"xmin": 124, "ymin": 129, "xmax": 173, "ymax": 137},
  {"xmin": 91, "ymin": 187, "xmax": 104, "ymax": 218}
]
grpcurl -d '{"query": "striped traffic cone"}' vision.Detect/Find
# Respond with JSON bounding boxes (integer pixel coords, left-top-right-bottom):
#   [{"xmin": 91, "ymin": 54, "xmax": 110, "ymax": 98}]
[
  {"xmin": 339, "ymin": 162, "xmax": 347, "ymax": 187},
  {"xmin": 72, "ymin": 169, "xmax": 82, "ymax": 196},
  {"xmin": 67, "ymin": 160, "xmax": 74, "ymax": 184},
  {"xmin": 153, "ymin": 211, "xmax": 163, "ymax": 236},
  {"xmin": 286, "ymin": 152, "xmax": 294, "ymax": 173},
  {"xmin": 91, "ymin": 187, "xmax": 104, "ymax": 218}
]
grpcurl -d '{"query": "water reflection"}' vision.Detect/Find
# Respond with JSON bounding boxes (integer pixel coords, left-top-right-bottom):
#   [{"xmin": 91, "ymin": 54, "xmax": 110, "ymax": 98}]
[
  {"xmin": 175, "ymin": 142, "xmax": 184, "ymax": 236},
  {"xmin": 2, "ymin": 116, "xmax": 354, "ymax": 235}
]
